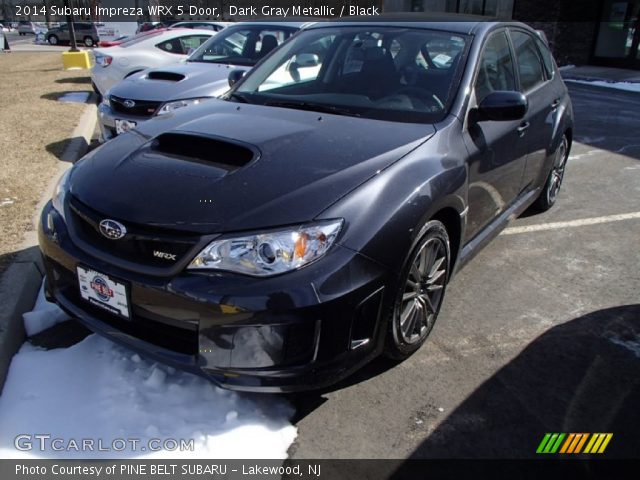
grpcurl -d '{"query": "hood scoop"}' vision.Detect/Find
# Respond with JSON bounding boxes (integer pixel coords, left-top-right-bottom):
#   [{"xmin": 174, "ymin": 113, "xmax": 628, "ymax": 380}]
[
  {"xmin": 150, "ymin": 132, "xmax": 257, "ymax": 172},
  {"xmin": 147, "ymin": 71, "xmax": 185, "ymax": 82}
]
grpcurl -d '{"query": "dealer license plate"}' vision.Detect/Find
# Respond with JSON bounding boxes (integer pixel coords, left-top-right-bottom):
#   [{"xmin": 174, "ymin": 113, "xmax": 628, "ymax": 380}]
[
  {"xmin": 115, "ymin": 119, "xmax": 137, "ymax": 135},
  {"xmin": 77, "ymin": 266, "xmax": 130, "ymax": 319}
]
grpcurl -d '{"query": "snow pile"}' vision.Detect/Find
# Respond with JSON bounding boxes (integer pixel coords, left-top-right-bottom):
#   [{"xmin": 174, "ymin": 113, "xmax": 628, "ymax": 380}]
[
  {"xmin": 1, "ymin": 290, "xmax": 297, "ymax": 459},
  {"xmin": 58, "ymin": 92, "xmax": 90, "ymax": 103},
  {"xmin": 564, "ymin": 79, "xmax": 640, "ymax": 93},
  {"xmin": 22, "ymin": 283, "xmax": 69, "ymax": 336}
]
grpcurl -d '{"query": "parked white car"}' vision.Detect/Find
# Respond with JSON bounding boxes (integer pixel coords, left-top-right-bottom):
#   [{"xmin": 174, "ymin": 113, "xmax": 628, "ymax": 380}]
[
  {"xmin": 169, "ymin": 21, "xmax": 230, "ymax": 31},
  {"xmin": 91, "ymin": 28, "xmax": 216, "ymax": 97}
]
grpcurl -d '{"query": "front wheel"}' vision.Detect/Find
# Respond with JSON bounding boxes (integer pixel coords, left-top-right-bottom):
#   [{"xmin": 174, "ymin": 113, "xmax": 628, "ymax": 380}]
[
  {"xmin": 385, "ymin": 220, "xmax": 450, "ymax": 360},
  {"xmin": 47, "ymin": 35, "xmax": 58, "ymax": 45},
  {"xmin": 533, "ymin": 134, "xmax": 569, "ymax": 212},
  {"xmin": 83, "ymin": 36, "xmax": 94, "ymax": 47}
]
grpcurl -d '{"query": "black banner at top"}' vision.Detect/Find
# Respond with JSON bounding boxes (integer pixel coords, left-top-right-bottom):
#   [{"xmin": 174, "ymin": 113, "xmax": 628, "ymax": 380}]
[{"xmin": 6, "ymin": 0, "xmax": 626, "ymax": 23}]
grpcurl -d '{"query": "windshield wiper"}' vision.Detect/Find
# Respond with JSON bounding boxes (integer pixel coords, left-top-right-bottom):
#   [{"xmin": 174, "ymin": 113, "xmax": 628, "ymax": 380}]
[{"xmin": 264, "ymin": 100, "xmax": 361, "ymax": 118}]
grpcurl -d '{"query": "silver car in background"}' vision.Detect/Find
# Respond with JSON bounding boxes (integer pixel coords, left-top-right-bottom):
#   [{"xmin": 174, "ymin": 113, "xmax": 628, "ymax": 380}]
[{"xmin": 98, "ymin": 22, "xmax": 309, "ymax": 141}]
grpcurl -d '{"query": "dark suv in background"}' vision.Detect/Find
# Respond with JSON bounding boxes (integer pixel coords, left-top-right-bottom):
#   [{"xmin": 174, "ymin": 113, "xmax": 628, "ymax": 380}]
[{"xmin": 46, "ymin": 22, "xmax": 99, "ymax": 47}]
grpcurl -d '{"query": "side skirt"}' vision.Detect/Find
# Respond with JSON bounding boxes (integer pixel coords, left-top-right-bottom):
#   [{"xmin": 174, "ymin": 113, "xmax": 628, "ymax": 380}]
[{"xmin": 453, "ymin": 187, "xmax": 540, "ymax": 275}]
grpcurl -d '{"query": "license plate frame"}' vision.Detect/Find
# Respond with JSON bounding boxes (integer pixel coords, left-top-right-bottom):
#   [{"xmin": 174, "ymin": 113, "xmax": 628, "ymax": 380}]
[
  {"xmin": 115, "ymin": 119, "xmax": 137, "ymax": 135},
  {"xmin": 77, "ymin": 266, "xmax": 131, "ymax": 320}
]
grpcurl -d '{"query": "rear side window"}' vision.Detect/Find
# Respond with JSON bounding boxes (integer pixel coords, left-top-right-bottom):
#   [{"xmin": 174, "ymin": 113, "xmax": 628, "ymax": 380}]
[
  {"xmin": 510, "ymin": 30, "xmax": 546, "ymax": 92},
  {"xmin": 156, "ymin": 35, "xmax": 210, "ymax": 55},
  {"xmin": 535, "ymin": 37, "xmax": 555, "ymax": 79},
  {"xmin": 475, "ymin": 31, "xmax": 516, "ymax": 103}
]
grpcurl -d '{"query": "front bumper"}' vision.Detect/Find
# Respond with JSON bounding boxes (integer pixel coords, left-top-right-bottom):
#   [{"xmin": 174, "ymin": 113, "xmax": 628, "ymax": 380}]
[
  {"xmin": 39, "ymin": 202, "xmax": 392, "ymax": 392},
  {"xmin": 97, "ymin": 102, "xmax": 151, "ymax": 142}
]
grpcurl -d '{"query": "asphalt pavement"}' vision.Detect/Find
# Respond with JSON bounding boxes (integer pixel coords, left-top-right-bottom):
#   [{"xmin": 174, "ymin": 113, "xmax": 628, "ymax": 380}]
[{"xmin": 288, "ymin": 83, "xmax": 640, "ymax": 459}]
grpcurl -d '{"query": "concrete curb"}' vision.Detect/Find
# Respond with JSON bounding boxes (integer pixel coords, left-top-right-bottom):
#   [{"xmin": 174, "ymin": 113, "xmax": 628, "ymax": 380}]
[{"xmin": 0, "ymin": 98, "xmax": 97, "ymax": 394}]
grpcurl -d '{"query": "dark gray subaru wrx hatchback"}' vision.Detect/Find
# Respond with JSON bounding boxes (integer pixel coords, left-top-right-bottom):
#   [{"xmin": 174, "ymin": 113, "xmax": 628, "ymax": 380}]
[{"xmin": 39, "ymin": 16, "xmax": 573, "ymax": 392}]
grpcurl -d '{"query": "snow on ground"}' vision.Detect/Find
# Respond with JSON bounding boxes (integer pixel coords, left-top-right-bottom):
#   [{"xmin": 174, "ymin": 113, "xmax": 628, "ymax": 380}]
[
  {"xmin": 22, "ymin": 282, "xmax": 69, "ymax": 336},
  {"xmin": 0, "ymin": 289, "xmax": 297, "ymax": 459},
  {"xmin": 564, "ymin": 78, "xmax": 640, "ymax": 93},
  {"xmin": 58, "ymin": 92, "xmax": 90, "ymax": 103}
]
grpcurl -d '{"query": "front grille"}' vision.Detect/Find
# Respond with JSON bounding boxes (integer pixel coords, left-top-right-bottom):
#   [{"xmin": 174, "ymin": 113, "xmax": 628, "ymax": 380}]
[
  {"xmin": 68, "ymin": 196, "xmax": 200, "ymax": 270},
  {"xmin": 110, "ymin": 95, "xmax": 162, "ymax": 117}
]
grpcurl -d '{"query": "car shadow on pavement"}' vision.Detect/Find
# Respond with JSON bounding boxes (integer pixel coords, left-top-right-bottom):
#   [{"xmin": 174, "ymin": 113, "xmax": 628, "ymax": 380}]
[
  {"xmin": 55, "ymin": 77, "xmax": 91, "ymax": 85},
  {"xmin": 45, "ymin": 136, "xmax": 89, "ymax": 162},
  {"xmin": 29, "ymin": 320, "xmax": 92, "ymax": 350},
  {"xmin": 394, "ymin": 304, "xmax": 640, "ymax": 460},
  {"xmin": 40, "ymin": 91, "xmax": 91, "ymax": 102},
  {"xmin": 567, "ymin": 84, "xmax": 640, "ymax": 162}
]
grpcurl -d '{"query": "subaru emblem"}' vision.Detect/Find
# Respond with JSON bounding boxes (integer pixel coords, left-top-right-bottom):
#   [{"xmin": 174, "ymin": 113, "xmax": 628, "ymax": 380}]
[
  {"xmin": 123, "ymin": 99, "xmax": 135, "ymax": 108},
  {"xmin": 99, "ymin": 219, "xmax": 127, "ymax": 240}
]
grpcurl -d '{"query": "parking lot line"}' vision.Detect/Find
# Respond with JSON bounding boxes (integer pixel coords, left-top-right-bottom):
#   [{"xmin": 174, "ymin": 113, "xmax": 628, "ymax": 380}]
[{"xmin": 502, "ymin": 211, "xmax": 640, "ymax": 235}]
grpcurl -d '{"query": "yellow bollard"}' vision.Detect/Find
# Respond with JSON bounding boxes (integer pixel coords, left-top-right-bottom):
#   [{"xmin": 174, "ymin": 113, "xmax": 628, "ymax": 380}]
[{"xmin": 62, "ymin": 51, "xmax": 92, "ymax": 70}]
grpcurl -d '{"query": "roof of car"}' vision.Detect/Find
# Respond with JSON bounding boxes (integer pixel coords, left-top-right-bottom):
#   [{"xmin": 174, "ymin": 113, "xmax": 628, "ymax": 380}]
[{"xmin": 305, "ymin": 13, "xmax": 519, "ymax": 35}]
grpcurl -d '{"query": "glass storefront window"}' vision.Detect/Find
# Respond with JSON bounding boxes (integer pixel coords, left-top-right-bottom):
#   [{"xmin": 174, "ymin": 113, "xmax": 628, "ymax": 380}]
[
  {"xmin": 398, "ymin": 0, "xmax": 514, "ymax": 18},
  {"xmin": 593, "ymin": 0, "xmax": 640, "ymax": 67}
]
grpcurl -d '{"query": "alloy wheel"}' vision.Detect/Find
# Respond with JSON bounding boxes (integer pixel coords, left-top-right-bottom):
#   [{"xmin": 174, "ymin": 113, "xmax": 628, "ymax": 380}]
[
  {"xmin": 398, "ymin": 237, "xmax": 448, "ymax": 345},
  {"xmin": 547, "ymin": 137, "xmax": 568, "ymax": 204}
]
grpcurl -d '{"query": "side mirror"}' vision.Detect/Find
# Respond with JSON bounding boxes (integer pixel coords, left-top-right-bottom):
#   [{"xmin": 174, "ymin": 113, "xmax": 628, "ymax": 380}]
[
  {"xmin": 293, "ymin": 53, "xmax": 319, "ymax": 68},
  {"xmin": 287, "ymin": 53, "xmax": 319, "ymax": 82},
  {"xmin": 228, "ymin": 69, "xmax": 246, "ymax": 87},
  {"xmin": 477, "ymin": 91, "xmax": 528, "ymax": 121}
]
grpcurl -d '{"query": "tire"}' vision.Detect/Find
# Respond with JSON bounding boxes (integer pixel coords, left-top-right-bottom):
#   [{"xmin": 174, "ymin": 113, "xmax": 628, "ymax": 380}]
[
  {"xmin": 385, "ymin": 220, "xmax": 451, "ymax": 360},
  {"xmin": 533, "ymin": 134, "xmax": 569, "ymax": 212},
  {"xmin": 47, "ymin": 35, "xmax": 58, "ymax": 45},
  {"xmin": 83, "ymin": 36, "xmax": 94, "ymax": 47}
]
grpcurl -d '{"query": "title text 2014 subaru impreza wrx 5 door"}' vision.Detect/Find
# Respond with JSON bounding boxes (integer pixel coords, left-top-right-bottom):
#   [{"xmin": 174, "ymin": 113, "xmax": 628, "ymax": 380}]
[{"xmin": 39, "ymin": 18, "xmax": 573, "ymax": 392}]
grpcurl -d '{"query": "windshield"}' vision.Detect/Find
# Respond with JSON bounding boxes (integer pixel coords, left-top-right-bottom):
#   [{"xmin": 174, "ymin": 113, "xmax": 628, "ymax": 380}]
[
  {"xmin": 187, "ymin": 25, "xmax": 298, "ymax": 66},
  {"xmin": 231, "ymin": 26, "xmax": 469, "ymax": 123}
]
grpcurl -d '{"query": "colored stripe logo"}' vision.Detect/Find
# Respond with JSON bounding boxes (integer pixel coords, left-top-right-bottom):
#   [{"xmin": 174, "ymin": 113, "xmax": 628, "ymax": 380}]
[{"xmin": 537, "ymin": 433, "xmax": 613, "ymax": 454}]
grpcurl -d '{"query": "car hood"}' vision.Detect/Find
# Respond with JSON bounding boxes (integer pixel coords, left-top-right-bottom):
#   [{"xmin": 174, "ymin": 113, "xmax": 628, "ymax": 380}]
[
  {"xmin": 109, "ymin": 62, "xmax": 247, "ymax": 102},
  {"xmin": 70, "ymin": 100, "xmax": 436, "ymax": 234}
]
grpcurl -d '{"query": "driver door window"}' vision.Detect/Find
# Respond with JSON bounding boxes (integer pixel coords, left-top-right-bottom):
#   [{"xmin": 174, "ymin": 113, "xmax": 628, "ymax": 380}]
[{"xmin": 475, "ymin": 31, "xmax": 516, "ymax": 103}]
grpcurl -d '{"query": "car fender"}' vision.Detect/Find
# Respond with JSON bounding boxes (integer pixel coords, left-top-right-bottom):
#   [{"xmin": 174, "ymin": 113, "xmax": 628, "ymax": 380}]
[{"xmin": 318, "ymin": 121, "xmax": 467, "ymax": 277}]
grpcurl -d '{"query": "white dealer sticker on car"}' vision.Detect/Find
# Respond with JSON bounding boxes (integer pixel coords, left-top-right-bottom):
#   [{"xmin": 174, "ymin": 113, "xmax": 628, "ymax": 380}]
[
  {"xmin": 77, "ymin": 266, "xmax": 130, "ymax": 319},
  {"xmin": 115, "ymin": 119, "xmax": 136, "ymax": 135}
]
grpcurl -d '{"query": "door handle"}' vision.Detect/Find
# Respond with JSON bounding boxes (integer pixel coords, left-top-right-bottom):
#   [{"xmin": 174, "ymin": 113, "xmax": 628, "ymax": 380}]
[
  {"xmin": 517, "ymin": 121, "xmax": 530, "ymax": 135},
  {"xmin": 550, "ymin": 99, "xmax": 560, "ymax": 109}
]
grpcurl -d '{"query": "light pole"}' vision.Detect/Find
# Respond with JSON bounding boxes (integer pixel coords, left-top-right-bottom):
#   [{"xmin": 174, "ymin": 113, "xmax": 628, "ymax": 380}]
[{"xmin": 63, "ymin": 0, "xmax": 78, "ymax": 52}]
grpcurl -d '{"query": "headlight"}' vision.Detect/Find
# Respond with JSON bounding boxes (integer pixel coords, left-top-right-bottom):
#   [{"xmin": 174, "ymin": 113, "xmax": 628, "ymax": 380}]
[
  {"xmin": 52, "ymin": 168, "xmax": 71, "ymax": 219},
  {"xmin": 188, "ymin": 220, "xmax": 343, "ymax": 277},
  {"xmin": 155, "ymin": 98, "xmax": 212, "ymax": 116}
]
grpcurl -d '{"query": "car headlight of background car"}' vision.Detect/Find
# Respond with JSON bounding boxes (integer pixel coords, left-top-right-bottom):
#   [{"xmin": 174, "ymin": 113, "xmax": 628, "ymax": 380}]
[
  {"xmin": 52, "ymin": 168, "xmax": 71, "ymax": 220},
  {"xmin": 188, "ymin": 220, "xmax": 343, "ymax": 277},
  {"xmin": 156, "ymin": 98, "xmax": 212, "ymax": 116}
]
